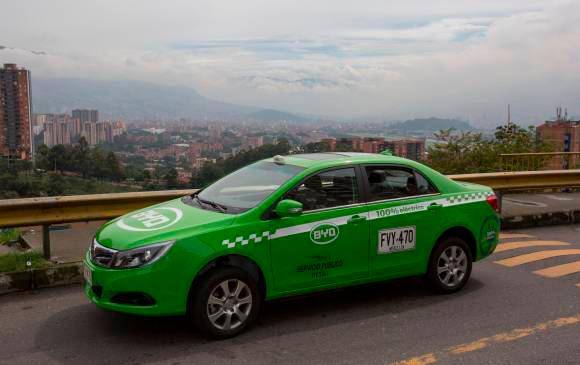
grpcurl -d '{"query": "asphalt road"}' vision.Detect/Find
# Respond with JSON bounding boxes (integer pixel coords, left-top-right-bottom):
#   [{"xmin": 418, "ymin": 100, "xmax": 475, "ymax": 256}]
[
  {"xmin": 1, "ymin": 225, "xmax": 579, "ymax": 365},
  {"xmin": 501, "ymin": 191, "xmax": 580, "ymax": 217}
]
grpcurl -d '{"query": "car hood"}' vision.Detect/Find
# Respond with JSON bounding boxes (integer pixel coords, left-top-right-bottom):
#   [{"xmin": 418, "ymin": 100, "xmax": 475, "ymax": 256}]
[{"xmin": 95, "ymin": 197, "xmax": 235, "ymax": 251}]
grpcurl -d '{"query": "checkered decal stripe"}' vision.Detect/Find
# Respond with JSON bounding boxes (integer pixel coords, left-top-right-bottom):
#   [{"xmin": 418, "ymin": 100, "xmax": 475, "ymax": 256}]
[
  {"xmin": 445, "ymin": 191, "xmax": 493, "ymax": 205},
  {"xmin": 221, "ymin": 190, "xmax": 494, "ymax": 248},
  {"xmin": 222, "ymin": 231, "xmax": 271, "ymax": 249}
]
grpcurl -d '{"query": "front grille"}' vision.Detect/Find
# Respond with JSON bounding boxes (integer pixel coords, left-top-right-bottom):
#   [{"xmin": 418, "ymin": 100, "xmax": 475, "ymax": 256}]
[
  {"xmin": 111, "ymin": 292, "xmax": 156, "ymax": 306},
  {"xmin": 91, "ymin": 239, "xmax": 117, "ymax": 267}
]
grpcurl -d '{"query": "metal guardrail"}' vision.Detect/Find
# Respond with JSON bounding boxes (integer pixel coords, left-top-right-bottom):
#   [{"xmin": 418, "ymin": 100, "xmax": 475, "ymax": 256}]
[
  {"xmin": 1, "ymin": 170, "xmax": 579, "ymax": 259},
  {"xmin": 500, "ymin": 152, "xmax": 580, "ymax": 171},
  {"xmin": 0, "ymin": 189, "xmax": 196, "ymax": 259},
  {"xmin": 447, "ymin": 169, "xmax": 580, "ymax": 190}
]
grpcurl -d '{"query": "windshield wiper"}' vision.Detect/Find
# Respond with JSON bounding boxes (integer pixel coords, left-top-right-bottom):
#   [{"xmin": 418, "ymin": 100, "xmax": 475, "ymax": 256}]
[{"xmin": 195, "ymin": 195, "xmax": 227, "ymax": 213}]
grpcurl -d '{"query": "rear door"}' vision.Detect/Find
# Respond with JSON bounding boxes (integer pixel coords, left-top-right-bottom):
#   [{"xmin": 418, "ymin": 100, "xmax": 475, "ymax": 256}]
[
  {"xmin": 269, "ymin": 167, "xmax": 370, "ymax": 292},
  {"xmin": 362, "ymin": 165, "xmax": 447, "ymax": 276}
]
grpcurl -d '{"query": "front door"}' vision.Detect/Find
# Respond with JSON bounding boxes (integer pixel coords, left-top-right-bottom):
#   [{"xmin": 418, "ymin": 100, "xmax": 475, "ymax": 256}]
[
  {"xmin": 362, "ymin": 165, "xmax": 446, "ymax": 277},
  {"xmin": 269, "ymin": 167, "xmax": 370, "ymax": 292}
]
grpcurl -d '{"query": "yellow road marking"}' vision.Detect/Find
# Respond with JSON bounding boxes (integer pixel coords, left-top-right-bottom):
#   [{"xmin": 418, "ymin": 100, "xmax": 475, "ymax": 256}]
[
  {"xmin": 392, "ymin": 353, "xmax": 437, "ymax": 365},
  {"xmin": 389, "ymin": 314, "xmax": 580, "ymax": 365},
  {"xmin": 499, "ymin": 233, "xmax": 534, "ymax": 240},
  {"xmin": 494, "ymin": 240, "xmax": 570, "ymax": 253},
  {"xmin": 494, "ymin": 249, "xmax": 580, "ymax": 267},
  {"xmin": 534, "ymin": 261, "xmax": 580, "ymax": 278}
]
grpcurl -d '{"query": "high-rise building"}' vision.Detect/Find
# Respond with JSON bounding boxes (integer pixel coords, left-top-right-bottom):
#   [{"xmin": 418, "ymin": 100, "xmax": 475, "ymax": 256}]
[
  {"xmin": 81, "ymin": 121, "xmax": 98, "ymax": 145},
  {"xmin": 43, "ymin": 120, "xmax": 71, "ymax": 147},
  {"xmin": 72, "ymin": 109, "xmax": 99, "ymax": 123},
  {"xmin": 0, "ymin": 63, "xmax": 33, "ymax": 160}
]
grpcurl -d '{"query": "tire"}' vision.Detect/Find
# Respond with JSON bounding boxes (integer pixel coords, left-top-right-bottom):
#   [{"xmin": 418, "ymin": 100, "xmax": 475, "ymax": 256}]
[
  {"xmin": 427, "ymin": 237, "xmax": 473, "ymax": 293},
  {"xmin": 190, "ymin": 266, "xmax": 261, "ymax": 339}
]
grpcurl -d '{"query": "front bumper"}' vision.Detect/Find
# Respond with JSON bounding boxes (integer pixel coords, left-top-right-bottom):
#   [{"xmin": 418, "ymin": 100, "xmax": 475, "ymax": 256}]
[{"xmin": 83, "ymin": 251, "xmax": 191, "ymax": 316}]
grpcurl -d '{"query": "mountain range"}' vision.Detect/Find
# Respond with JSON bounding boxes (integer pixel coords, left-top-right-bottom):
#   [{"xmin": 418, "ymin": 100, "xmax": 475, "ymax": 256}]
[
  {"xmin": 31, "ymin": 78, "xmax": 312, "ymax": 123},
  {"xmin": 31, "ymin": 78, "xmax": 475, "ymax": 131}
]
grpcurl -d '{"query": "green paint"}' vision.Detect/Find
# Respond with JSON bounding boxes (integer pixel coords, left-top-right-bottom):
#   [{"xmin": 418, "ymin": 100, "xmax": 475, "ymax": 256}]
[{"xmin": 84, "ymin": 153, "xmax": 500, "ymax": 316}]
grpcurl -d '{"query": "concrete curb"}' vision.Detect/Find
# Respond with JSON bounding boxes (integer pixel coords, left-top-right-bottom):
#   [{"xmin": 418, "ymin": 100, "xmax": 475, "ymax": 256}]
[
  {"xmin": 501, "ymin": 210, "xmax": 580, "ymax": 230},
  {"xmin": 0, "ymin": 262, "xmax": 82, "ymax": 295}
]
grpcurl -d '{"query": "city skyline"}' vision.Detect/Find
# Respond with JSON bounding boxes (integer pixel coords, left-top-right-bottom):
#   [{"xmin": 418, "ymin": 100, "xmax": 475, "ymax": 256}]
[{"xmin": 1, "ymin": 1, "xmax": 579, "ymax": 126}]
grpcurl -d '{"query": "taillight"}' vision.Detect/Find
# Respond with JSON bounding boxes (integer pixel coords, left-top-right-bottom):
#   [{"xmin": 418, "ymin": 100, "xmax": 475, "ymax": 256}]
[{"xmin": 486, "ymin": 194, "xmax": 500, "ymax": 213}]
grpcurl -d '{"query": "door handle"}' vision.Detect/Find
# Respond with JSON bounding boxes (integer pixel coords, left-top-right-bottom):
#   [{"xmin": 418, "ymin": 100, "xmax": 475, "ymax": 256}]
[
  {"xmin": 348, "ymin": 215, "xmax": 367, "ymax": 224},
  {"xmin": 428, "ymin": 203, "xmax": 443, "ymax": 211}
]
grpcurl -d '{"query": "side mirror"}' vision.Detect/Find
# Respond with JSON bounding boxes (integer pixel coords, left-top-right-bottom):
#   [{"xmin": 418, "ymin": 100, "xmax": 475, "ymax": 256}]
[{"xmin": 274, "ymin": 199, "xmax": 303, "ymax": 218}]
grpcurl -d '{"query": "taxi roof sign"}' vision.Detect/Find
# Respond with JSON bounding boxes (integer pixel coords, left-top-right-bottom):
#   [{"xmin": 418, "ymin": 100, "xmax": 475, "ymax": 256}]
[{"xmin": 273, "ymin": 155, "xmax": 286, "ymax": 165}]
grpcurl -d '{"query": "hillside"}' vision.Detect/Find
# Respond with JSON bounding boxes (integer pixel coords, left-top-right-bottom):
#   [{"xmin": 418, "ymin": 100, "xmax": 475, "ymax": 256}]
[
  {"xmin": 244, "ymin": 109, "xmax": 312, "ymax": 123},
  {"xmin": 388, "ymin": 118, "xmax": 474, "ymax": 132},
  {"xmin": 31, "ymin": 78, "xmax": 259, "ymax": 120}
]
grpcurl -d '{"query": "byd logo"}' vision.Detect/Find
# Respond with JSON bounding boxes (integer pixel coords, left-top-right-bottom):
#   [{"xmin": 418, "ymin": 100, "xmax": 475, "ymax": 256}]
[
  {"xmin": 310, "ymin": 223, "xmax": 340, "ymax": 245},
  {"xmin": 116, "ymin": 207, "xmax": 183, "ymax": 232}
]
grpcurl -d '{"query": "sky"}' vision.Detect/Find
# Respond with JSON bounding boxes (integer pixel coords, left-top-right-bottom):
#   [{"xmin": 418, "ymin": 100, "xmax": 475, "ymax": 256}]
[{"xmin": 1, "ymin": 0, "xmax": 579, "ymax": 126}]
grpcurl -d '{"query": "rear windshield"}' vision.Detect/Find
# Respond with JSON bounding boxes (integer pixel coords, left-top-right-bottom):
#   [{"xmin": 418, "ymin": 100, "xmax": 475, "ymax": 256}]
[{"xmin": 195, "ymin": 161, "xmax": 304, "ymax": 212}]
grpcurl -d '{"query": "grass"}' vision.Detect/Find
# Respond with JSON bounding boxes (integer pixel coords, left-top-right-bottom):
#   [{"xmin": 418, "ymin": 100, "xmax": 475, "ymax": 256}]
[
  {"xmin": 0, "ymin": 251, "xmax": 53, "ymax": 273},
  {"xmin": 0, "ymin": 228, "xmax": 20, "ymax": 246}
]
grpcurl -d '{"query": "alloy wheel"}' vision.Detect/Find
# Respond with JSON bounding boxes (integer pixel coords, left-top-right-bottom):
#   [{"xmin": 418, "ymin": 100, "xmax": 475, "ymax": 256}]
[
  {"xmin": 436, "ymin": 245, "xmax": 468, "ymax": 288},
  {"xmin": 206, "ymin": 279, "xmax": 253, "ymax": 331}
]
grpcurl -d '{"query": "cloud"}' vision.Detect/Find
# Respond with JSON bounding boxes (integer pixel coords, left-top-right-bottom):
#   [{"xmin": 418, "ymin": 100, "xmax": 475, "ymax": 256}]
[{"xmin": 1, "ymin": 0, "xmax": 579, "ymax": 125}]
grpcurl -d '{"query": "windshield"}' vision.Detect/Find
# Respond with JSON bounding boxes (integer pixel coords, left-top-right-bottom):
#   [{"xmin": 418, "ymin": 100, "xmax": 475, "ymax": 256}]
[{"xmin": 195, "ymin": 161, "xmax": 304, "ymax": 213}]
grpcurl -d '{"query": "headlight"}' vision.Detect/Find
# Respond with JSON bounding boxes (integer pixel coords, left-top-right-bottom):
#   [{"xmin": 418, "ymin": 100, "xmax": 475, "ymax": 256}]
[{"xmin": 111, "ymin": 241, "xmax": 174, "ymax": 269}]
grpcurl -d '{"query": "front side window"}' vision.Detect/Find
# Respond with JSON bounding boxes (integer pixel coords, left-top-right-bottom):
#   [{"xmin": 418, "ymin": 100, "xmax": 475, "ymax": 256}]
[
  {"xmin": 285, "ymin": 168, "xmax": 359, "ymax": 211},
  {"xmin": 365, "ymin": 166, "xmax": 436, "ymax": 201},
  {"xmin": 193, "ymin": 161, "xmax": 304, "ymax": 213}
]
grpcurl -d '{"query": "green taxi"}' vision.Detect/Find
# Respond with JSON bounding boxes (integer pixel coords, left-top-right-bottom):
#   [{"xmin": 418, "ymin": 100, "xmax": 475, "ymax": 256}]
[{"xmin": 84, "ymin": 152, "xmax": 500, "ymax": 338}]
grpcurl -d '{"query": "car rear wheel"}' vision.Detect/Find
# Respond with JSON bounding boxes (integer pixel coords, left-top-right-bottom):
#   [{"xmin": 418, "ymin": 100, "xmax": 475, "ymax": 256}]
[
  {"xmin": 190, "ymin": 267, "xmax": 261, "ymax": 339},
  {"xmin": 427, "ymin": 237, "xmax": 472, "ymax": 293}
]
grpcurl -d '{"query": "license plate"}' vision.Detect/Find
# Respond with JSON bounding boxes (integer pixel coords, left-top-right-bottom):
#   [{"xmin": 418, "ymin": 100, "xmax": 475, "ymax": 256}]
[
  {"xmin": 83, "ymin": 264, "xmax": 92, "ymax": 286},
  {"xmin": 378, "ymin": 226, "xmax": 416, "ymax": 254}
]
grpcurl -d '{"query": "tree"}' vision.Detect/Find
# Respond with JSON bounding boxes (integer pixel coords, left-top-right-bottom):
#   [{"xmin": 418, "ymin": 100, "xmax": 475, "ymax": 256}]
[
  {"xmin": 106, "ymin": 152, "xmax": 124, "ymax": 181},
  {"xmin": 75, "ymin": 137, "xmax": 90, "ymax": 178},
  {"xmin": 427, "ymin": 129, "xmax": 496, "ymax": 174},
  {"xmin": 48, "ymin": 144, "xmax": 67, "ymax": 172},
  {"xmin": 304, "ymin": 142, "xmax": 330, "ymax": 153},
  {"xmin": 164, "ymin": 168, "xmax": 179, "ymax": 189},
  {"xmin": 143, "ymin": 169, "xmax": 151, "ymax": 180},
  {"xmin": 427, "ymin": 121, "xmax": 554, "ymax": 174},
  {"xmin": 191, "ymin": 163, "xmax": 224, "ymax": 188},
  {"xmin": 47, "ymin": 173, "xmax": 65, "ymax": 196},
  {"xmin": 35, "ymin": 144, "xmax": 51, "ymax": 171}
]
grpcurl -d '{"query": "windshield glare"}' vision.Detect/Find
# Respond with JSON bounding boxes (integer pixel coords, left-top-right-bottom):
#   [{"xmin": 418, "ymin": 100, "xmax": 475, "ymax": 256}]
[{"xmin": 197, "ymin": 161, "xmax": 304, "ymax": 212}]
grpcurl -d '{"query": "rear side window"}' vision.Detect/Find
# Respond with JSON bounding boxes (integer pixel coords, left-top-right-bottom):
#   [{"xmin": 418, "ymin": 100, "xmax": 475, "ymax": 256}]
[
  {"xmin": 365, "ymin": 166, "xmax": 437, "ymax": 201},
  {"xmin": 414, "ymin": 171, "xmax": 438, "ymax": 195},
  {"xmin": 285, "ymin": 168, "xmax": 359, "ymax": 211}
]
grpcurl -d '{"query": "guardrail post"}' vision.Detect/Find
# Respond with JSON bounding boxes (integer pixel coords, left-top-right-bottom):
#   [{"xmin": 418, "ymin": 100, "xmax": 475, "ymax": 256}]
[{"xmin": 42, "ymin": 224, "xmax": 51, "ymax": 260}]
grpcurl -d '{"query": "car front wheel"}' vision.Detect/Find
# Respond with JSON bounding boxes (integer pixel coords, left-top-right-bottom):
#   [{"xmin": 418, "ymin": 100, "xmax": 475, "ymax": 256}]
[
  {"xmin": 190, "ymin": 267, "xmax": 261, "ymax": 339},
  {"xmin": 427, "ymin": 237, "xmax": 472, "ymax": 293}
]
